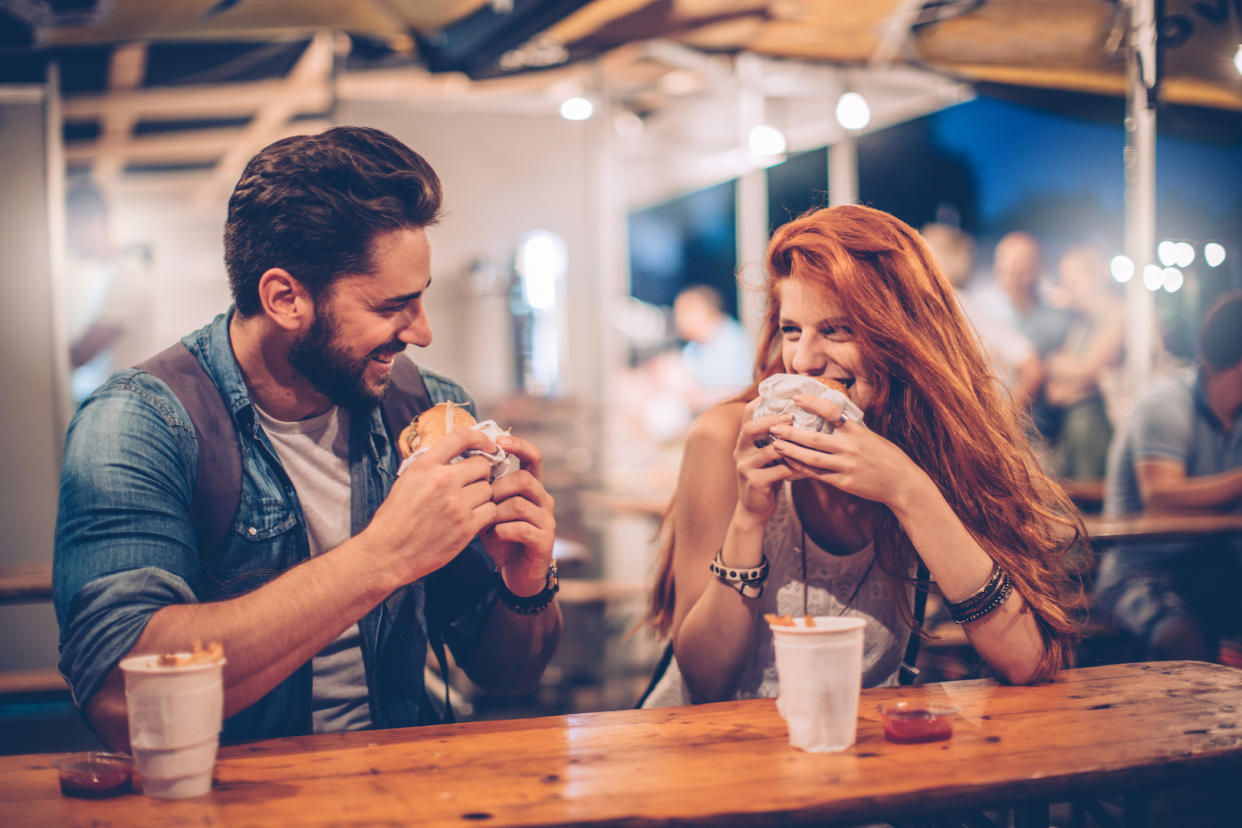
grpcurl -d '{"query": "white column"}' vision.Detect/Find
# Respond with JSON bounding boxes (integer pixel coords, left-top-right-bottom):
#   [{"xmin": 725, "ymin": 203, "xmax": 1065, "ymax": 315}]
[
  {"xmin": 735, "ymin": 54, "xmax": 769, "ymax": 342},
  {"xmin": 1123, "ymin": 0, "xmax": 1159, "ymax": 391},
  {"xmin": 828, "ymin": 134, "xmax": 858, "ymax": 206}
]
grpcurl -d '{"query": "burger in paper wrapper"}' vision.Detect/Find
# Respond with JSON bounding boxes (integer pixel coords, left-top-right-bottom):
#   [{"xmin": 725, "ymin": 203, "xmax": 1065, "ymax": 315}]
[
  {"xmin": 396, "ymin": 401, "xmax": 519, "ymax": 480},
  {"xmin": 753, "ymin": 374, "xmax": 865, "ymax": 447}
]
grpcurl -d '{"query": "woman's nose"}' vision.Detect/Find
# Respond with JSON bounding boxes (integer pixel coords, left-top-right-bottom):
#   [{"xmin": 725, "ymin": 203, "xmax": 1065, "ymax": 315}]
[{"xmin": 790, "ymin": 338, "xmax": 824, "ymax": 374}]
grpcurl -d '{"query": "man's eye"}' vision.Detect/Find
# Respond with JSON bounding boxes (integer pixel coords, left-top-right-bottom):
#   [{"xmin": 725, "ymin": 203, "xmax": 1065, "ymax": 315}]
[{"xmin": 380, "ymin": 301, "xmax": 414, "ymax": 316}]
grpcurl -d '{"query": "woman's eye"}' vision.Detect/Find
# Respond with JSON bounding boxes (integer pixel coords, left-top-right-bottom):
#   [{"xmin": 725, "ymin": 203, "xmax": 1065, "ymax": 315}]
[
  {"xmin": 780, "ymin": 325, "xmax": 800, "ymax": 338},
  {"xmin": 822, "ymin": 324, "xmax": 853, "ymax": 340}
]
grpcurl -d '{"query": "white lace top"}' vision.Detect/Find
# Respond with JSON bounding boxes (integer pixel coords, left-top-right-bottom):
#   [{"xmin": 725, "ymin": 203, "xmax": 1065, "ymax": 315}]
[{"xmin": 642, "ymin": 481, "xmax": 915, "ymax": 708}]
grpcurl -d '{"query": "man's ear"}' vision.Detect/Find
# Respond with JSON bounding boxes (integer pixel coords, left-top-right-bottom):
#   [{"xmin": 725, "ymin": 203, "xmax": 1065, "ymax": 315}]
[{"xmin": 257, "ymin": 268, "xmax": 312, "ymax": 332}]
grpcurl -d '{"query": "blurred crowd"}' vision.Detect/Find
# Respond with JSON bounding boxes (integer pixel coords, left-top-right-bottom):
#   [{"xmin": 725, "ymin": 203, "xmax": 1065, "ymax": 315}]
[{"xmin": 921, "ymin": 223, "xmax": 1125, "ymax": 483}]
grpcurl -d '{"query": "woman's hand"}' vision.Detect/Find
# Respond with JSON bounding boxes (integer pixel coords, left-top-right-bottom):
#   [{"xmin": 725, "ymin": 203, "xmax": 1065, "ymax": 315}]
[
  {"xmin": 767, "ymin": 394, "xmax": 929, "ymax": 510},
  {"xmin": 732, "ymin": 399, "xmax": 796, "ymax": 525}
]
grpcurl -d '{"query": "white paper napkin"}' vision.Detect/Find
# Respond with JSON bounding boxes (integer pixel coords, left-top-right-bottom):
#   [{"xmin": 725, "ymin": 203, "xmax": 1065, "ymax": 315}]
[
  {"xmin": 397, "ymin": 418, "xmax": 519, "ymax": 481},
  {"xmin": 754, "ymin": 373, "xmax": 865, "ymax": 437}
]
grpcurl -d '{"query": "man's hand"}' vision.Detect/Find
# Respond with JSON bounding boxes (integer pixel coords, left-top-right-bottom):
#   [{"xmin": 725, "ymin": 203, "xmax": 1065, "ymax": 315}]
[
  {"xmin": 363, "ymin": 427, "xmax": 500, "ymax": 588},
  {"xmin": 483, "ymin": 434, "xmax": 556, "ymax": 597}
]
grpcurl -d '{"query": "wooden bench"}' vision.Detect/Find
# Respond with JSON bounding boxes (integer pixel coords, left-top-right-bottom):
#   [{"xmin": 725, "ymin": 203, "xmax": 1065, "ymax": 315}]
[{"xmin": 0, "ymin": 668, "xmax": 69, "ymax": 699}]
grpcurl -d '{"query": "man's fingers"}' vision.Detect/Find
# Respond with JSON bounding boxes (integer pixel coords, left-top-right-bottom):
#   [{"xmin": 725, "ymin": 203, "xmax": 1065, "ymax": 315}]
[
  {"xmin": 496, "ymin": 434, "xmax": 543, "ymax": 478},
  {"xmin": 419, "ymin": 426, "xmax": 498, "ymax": 465},
  {"xmin": 488, "ymin": 518, "xmax": 553, "ymax": 548},
  {"xmin": 493, "ymin": 491, "xmax": 555, "ymax": 528},
  {"xmin": 490, "ymin": 469, "xmax": 553, "ymax": 510}
]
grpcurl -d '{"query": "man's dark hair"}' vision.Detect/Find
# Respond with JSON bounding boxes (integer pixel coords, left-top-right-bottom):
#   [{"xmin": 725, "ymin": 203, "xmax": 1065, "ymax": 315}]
[
  {"xmin": 224, "ymin": 126, "xmax": 442, "ymax": 317},
  {"xmin": 1199, "ymin": 289, "xmax": 1242, "ymax": 372}
]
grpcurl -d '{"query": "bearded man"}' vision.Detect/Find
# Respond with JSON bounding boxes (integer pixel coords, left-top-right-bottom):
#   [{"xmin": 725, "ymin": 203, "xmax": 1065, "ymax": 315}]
[{"xmin": 54, "ymin": 127, "xmax": 561, "ymax": 749}]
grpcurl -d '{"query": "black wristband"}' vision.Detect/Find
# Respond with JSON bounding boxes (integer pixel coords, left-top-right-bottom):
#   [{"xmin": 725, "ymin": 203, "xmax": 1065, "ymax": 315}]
[{"xmin": 495, "ymin": 561, "xmax": 559, "ymax": 615}]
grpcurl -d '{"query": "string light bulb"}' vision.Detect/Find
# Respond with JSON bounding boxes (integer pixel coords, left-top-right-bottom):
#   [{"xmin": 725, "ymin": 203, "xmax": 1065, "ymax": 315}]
[
  {"xmin": 835, "ymin": 92, "xmax": 870, "ymax": 131},
  {"xmin": 748, "ymin": 124, "xmax": 787, "ymax": 157},
  {"xmin": 560, "ymin": 97, "xmax": 593, "ymax": 121}
]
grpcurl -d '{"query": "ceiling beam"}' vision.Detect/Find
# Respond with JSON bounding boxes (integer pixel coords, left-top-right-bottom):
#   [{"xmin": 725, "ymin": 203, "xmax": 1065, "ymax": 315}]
[
  {"xmin": 65, "ymin": 120, "xmax": 333, "ymax": 166},
  {"xmin": 62, "ymin": 78, "xmax": 331, "ymax": 122},
  {"xmin": 92, "ymin": 42, "xmax": 147, "ymax": 186},
  {"xmin": 194, "ymin": 30, "xmax": 337, "ymax": 203}
]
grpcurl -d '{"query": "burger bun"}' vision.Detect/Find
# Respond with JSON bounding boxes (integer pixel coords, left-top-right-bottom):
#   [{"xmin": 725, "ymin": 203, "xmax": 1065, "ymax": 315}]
[{"xmin": 398, "ymin": 401, "xmax": 477, "ymax": 460}]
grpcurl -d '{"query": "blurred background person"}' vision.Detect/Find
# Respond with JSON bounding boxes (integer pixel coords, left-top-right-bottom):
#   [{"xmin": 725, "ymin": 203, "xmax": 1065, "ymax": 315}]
[
  {"xmin": 672, "ymin": 283, "xmax": 754, "ymax": 412},
  {"xmin": 1045, "ymin": 244, "xmax": 1125, "ymax": 481},
  {"xmin": 977, "ymin": 231, "xmax": 1074, "ymax": 447},
  {"xmin": 920, "ymin": 223, "xmax": 1041, "ymax": 405},
  {"xmin": 64, "ymin": 178, "xmax": 153, "ymax": 404},
  {"xmin": 1092, "ymin": 291, "xmax": 1242, "ymax": 662}
]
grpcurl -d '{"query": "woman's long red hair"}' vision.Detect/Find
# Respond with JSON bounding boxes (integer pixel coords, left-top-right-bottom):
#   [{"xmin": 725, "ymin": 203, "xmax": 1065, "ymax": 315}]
[{"xmin": 644, "ymin": 205, "xmax": 1086, "ymax": 680}]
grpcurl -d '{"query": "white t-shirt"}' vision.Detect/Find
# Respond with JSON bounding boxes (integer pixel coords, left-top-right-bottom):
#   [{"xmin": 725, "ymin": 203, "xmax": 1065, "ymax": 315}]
[
  {"xmin": 255, "ymin": 404, "xmax": 373, "ymax": 733},
  {"xmin": 642, "ymin": 481, "xmax": 914, "ymax": 708}
]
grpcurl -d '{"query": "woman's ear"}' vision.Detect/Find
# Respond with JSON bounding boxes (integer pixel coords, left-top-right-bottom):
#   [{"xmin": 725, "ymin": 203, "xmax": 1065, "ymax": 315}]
[{"xmin": 257, "ymin": 268, "xmax": 312, "ymax": 332}]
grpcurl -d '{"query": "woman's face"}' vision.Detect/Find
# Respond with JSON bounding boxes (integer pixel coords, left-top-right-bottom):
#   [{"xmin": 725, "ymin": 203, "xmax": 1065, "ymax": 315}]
[{"xmin": 777, "ymin": 275, "xmax": 875, "ymax": 412}]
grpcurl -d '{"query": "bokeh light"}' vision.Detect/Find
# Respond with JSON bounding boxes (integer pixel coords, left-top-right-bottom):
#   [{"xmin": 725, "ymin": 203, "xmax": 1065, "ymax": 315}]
[
  {"xmin": 1142, "ymin": 264, "xmax": 1164, "ymax": 291},
  {"xmin": 1110, "ymin": 254, "xmax": 1135, "ymax": 283},
  {"xmin": 1157, "ymin": 240, "xmax": 1177, "ymax": 267},
  {"xmin": 1204, "ymin": 242, "xmax": 1226, "ymax": 267},
  {"xmin": 748, "ymin": 124, "xmax": 787, "ymax": 157},
  {"xmin": 835, "ymin": 92, "xmax": 870, "ymax": 131},
  {"xmin": 559, "ymin": 97, "xmax": 593, "ymax": 121}
]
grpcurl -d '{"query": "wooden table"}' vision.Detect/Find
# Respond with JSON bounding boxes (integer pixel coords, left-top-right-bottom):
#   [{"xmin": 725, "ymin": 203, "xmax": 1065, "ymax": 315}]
[
  {"xmin": 1082, "ymin": 512, "xmax": 1242, "ymax": 545},
  {"xmin": 0, "ymin": 562, "xmax": 52, "ymax": 605},
  {"xmin": 3, "ymin": 661, "xmax": 1240, "ymax": 827}
]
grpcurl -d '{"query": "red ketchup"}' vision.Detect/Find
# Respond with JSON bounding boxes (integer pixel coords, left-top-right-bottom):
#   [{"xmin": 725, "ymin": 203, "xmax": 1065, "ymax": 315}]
[
  {"xmin": 878, "ymin": 703, "xmax": 956, "ymax": 744},
  {"xmin": 55, "ymin": 753, "xmax": 133, "ymax": 798}
]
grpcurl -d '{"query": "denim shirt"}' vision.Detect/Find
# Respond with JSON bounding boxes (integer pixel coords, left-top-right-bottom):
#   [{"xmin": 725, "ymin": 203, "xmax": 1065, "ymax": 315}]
[{"xmin": 54, "ymin": 310, "xmax": 497, "ymax": 743}]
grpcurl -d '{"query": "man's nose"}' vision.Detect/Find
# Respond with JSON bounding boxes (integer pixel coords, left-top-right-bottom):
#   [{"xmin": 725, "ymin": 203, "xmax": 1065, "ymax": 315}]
[{"xmin": 399, "ymin": 306, "xmax": 432, "ymax": 347}]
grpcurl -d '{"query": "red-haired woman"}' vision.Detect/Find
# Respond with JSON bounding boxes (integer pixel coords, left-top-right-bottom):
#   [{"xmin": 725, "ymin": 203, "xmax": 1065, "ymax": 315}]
[{"xmin": 641, "ymin": 205, "xmax": 1083, "ymax": 707}]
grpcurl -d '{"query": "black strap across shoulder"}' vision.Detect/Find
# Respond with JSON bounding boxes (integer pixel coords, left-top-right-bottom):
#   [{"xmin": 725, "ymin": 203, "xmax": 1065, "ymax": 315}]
[
  {"xmin": 898, "ymin": 561, "xmax": 931, "ymax": 686},
  {"xmin": 137, "ymin": 343, "xmax": 241, "ymax": 558}
]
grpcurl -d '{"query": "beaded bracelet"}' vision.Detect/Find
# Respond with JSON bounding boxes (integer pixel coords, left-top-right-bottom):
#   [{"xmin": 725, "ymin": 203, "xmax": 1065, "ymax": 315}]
[
  {"xmin": 708, "ymin": 549, "xmax": 769, "ymax": 598},
  {"xmin": 494, "ymin": 561, "xmax": 559, "ymax": 615},
  {"xmin": 947, "ymin": 561, "xmax": 1012, "ymax": 624},
  {"xmin": 951, "ymin": 575, "xmax": 1013, "ymax": 624}
]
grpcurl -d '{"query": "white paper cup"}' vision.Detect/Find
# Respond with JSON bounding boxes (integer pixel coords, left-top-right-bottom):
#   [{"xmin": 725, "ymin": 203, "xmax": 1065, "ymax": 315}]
[
  {"xmin": 770, "ymin": 616, "xmax": 865, "ymax": 752},
  {"xmin": 132, "ymin": 739, "xmax": 219, "ymax": 799},
  {"xmin": 120, "ymin": 653, "xmax": 226, "ymax": 799}
]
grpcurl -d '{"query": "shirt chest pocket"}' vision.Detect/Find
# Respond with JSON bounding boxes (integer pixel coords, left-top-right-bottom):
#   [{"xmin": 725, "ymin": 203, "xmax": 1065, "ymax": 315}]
[
  {"xmin": 199, "ymin": 497, "xmax": 300, "ymax": 598},
  {"xmin": 235, "ymin": 496, "xmax": 298, "ymax": 542}
]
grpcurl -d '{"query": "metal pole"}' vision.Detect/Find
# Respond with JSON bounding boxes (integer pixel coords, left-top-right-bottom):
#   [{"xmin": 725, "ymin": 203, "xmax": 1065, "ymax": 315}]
[
  {"xmin": 828, "ymin": 134, "xmax": 859, "ymax": 207},
  {"xmin": 1123, "ymin": 0, "xmax": 1159, "ymax": 393}
]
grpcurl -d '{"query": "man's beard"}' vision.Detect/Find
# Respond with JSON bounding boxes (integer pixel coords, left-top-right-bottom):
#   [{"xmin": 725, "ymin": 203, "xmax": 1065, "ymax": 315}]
[{"xmin": 288, "ymin": 305, "xmax": 398, "ymax": 412}]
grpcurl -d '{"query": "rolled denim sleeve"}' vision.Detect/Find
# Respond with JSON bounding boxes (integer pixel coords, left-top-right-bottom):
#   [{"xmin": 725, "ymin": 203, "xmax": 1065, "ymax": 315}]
[
  {"xmin": 58, "ymin": 567, "xmax": 197, "ymax": 706},
  {"xmin": 54, "ymin": 371, "xmax": 202, "ymax": 705}
]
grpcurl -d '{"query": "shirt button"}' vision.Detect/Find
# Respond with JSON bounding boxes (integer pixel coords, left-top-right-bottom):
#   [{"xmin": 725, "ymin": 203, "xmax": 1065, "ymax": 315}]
[{"xmin": 248, "ymin": 527, "xmax": 258, "ymax": 536}]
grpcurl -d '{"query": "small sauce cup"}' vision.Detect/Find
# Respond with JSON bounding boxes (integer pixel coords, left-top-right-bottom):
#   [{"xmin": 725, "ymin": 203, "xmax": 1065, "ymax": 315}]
[
  {"xmin": 877, "ymin": 702, "xmax": 959, "ymax": 743},
  {"xmin": 53, "ymin": 752, "xmax": 134, "ymax": 798}
]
